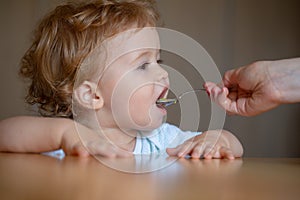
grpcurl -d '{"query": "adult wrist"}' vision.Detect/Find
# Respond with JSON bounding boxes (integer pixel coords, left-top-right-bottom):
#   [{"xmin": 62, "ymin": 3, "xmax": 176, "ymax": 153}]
[{"xmin": 268, "ymin": 58, "xmax": 300, "ymax": 104}]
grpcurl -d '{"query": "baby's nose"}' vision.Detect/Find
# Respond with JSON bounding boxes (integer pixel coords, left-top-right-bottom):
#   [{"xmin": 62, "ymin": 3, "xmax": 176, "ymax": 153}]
[{"xmin": 157, "ymin": 66, "xmax": 169, "ymax": 81}]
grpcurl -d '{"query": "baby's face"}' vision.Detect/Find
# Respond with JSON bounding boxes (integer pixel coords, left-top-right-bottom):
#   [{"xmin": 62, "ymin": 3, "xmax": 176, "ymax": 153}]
[{"xmin": 99, "ymin": 28, "xmax": 169, "ymax": 132}]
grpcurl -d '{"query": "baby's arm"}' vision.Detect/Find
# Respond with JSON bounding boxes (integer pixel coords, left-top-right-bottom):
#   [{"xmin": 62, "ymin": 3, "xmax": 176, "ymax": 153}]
[
  {"xmin": 166, "ymin": 129, "xmax": 243, "ymax": 159},
  {"xmin": 0, "ymin": 116, "xmax": 131, "ymax": 157},
  {"xmin": 0, "ymin": 116, "xmax": 71, "ymax": 153}
]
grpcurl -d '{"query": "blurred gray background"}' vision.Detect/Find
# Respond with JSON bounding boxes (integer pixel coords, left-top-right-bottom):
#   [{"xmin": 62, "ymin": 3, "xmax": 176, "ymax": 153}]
[{"xmin": 0, "ymin": 0, "xmax": 299, "ymax": 157}]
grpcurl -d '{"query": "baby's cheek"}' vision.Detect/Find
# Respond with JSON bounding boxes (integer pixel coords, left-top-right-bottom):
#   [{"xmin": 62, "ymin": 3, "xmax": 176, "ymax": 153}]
[{"xmin": 129, "ymin": 97, "xmax": 151, "ymax": 126}]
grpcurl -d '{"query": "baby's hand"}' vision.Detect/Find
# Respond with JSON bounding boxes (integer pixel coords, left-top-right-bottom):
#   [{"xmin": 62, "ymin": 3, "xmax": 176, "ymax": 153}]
[
  {"xmin": 166, "ymin": 130, "xmax": 243, "ymax": 159},
  {"xmin": 62, "ymin": 122, "xmax": 132, "ymax": 158}
]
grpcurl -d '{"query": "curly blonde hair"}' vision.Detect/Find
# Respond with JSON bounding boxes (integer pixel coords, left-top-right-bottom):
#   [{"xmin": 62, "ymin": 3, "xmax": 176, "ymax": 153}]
[{"xmin": 20, "ymin": 0, "xmax": 159, "ymax": 118}]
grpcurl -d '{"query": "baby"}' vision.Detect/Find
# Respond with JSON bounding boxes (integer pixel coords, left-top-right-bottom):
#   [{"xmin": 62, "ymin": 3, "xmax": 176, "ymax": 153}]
[{"xmin": 0, "ymin": 0, "xmax": 243, "ymax": 159}]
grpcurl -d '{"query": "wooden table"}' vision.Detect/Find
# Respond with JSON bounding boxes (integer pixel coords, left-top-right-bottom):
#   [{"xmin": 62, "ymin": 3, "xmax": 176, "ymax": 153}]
[{"xmin": 0, "ymin": 153, "xmax": 299, "ymax": 200}]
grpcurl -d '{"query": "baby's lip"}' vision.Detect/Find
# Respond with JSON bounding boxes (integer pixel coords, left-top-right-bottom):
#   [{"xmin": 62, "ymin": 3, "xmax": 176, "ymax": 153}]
[{"xmin": 157, "ymin": 86, "xmax": 169, "ymax": 100}]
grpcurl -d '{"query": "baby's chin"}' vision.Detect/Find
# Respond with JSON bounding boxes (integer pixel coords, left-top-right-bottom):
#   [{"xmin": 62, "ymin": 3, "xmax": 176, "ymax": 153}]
[{"xmin": 129, "ymin": 108, "xmax": 167, "ymax": 132}]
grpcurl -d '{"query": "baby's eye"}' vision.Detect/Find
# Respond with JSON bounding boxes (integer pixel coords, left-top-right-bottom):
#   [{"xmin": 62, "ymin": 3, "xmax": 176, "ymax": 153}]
[{"xmin": 137, "ymin": 63, "xmax": 150, "ymax": 70}]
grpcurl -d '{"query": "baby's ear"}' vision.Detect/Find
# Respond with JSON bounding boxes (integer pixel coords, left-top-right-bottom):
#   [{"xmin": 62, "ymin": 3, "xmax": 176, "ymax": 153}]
[{"xmin": 73, "ymin": 81, "xmax": 104, "ymax": 110}]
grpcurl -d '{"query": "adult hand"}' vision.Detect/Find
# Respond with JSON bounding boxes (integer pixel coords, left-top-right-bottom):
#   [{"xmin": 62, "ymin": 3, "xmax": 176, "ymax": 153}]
[{"xmin": 204, "ymin": 58, "xmax": 300, "ymax": 116}]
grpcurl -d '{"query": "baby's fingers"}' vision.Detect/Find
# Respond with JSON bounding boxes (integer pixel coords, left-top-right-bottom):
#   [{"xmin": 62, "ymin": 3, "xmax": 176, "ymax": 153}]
[
  {"xmin": 166, "ymin": 141, "xmax": 195, "ymax": 157},
  {"xmin": 203, "ymin": 146, "xmax": 215, "ymax": 159},
  {"xmin": 70, "ymin": 144, "xmax": 90, "ymax": 157},
  {"xmin": 219, "ymin": 147, "xmax": 235, "ymax": 160},
  {"xmin": 203, "ymin": 147, "xmax": 235, "ymax": 160},
  {"xmin": 190, "ymin": 144, "xmax": 206, "ymax": 158}
]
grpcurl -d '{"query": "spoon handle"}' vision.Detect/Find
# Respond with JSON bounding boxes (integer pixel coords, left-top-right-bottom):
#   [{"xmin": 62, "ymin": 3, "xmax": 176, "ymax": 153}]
[
  {"xmin": 177, "ymin": 88, "xmax": 206, "ymax": 100},
  {"xmin": 156, "ymin": 88, "xmax": 206, "ymax": 107}
]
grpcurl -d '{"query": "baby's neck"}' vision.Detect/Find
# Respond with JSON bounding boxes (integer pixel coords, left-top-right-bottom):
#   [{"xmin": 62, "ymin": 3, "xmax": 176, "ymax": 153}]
[{"xmin": 77, "ymin": 110, "xmax": 138, "ymax": 152}]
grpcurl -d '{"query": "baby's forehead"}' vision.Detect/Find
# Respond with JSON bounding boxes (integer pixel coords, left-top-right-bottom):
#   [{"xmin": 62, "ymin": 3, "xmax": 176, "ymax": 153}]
[
  {"xmin": 125, "ymin": 48, "xmax": 160, "ymax": 58},
  {"xmin": 77, "ymin": 27, "xmax": 160, "ymax": 80},
  {"xmin": 104, "ymin": 27, "xmax": 160, "ymax": 62}
]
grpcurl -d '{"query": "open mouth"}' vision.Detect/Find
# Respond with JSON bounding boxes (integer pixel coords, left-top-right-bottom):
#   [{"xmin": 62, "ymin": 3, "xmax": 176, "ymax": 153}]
[{"xmin": 156, "ymin": 87, "xmax": 169, "ymax": 109}]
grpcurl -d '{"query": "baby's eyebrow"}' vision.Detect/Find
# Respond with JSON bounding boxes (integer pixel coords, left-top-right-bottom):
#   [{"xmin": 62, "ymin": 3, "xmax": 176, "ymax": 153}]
[{"xmin": 130, "ymin": 50, "xmax": 160, "ymax": 64}]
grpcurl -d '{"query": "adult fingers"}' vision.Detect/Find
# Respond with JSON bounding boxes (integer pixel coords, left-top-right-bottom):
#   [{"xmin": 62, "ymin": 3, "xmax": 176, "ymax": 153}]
[{"xmin": 223, "ymin": 68, "xmax": 240, "ymax": 88}]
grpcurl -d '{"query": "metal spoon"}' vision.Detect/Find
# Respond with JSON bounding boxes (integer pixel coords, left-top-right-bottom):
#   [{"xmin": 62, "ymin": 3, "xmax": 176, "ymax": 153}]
[{"xmin": 156, "ymin": 88, "xmax": 206, "ymax": 107}]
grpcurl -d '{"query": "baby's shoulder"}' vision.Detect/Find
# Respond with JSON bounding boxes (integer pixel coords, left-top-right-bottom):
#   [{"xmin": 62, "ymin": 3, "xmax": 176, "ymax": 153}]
[{"xmin": 158, "ymin": 123, "xmax": 181, "ymax": 133}]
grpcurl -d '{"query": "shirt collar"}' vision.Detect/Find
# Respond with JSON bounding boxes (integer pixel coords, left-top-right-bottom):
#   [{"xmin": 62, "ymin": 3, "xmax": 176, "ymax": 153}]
[{"xmin": 137, "ymin": 128, "xmax": 162, "ymax": 151}]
